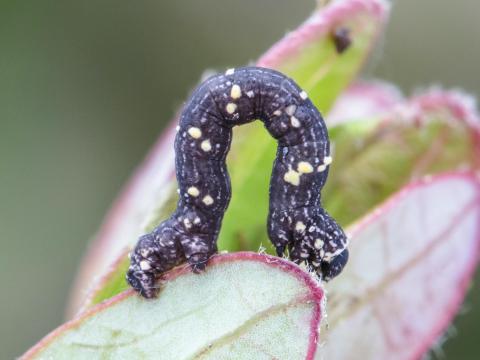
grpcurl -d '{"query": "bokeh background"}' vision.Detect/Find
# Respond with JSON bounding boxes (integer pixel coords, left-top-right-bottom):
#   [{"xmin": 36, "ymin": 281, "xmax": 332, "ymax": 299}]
[{"xmin": 1, "ymin": 0, "xmax": 479, "ymax": 358}]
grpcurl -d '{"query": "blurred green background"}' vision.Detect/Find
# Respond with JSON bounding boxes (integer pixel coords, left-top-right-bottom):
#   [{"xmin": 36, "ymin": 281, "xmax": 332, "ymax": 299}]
[{"xmin": 0, "ymin": 0, "xmax": 479, "ymax": 358}]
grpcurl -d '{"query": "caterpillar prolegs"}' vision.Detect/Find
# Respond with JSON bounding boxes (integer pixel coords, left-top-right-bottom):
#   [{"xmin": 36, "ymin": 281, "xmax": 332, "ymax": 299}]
[{"xmin": 127, "ymin": 67, "xmax": 348, "ymax": 298}]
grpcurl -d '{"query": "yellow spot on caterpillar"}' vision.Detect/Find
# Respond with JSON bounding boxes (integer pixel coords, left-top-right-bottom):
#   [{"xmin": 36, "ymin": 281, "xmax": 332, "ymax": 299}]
[
  {"xmin": 201, "ymin": 139, "xmax": 212, "ymax": 152},
  {"xmin": 187, "ymin": 186, "xmax": 200, "ymax": 197},
  {"xmin": 226, "ymin": 103, "xmax": 237, "ymax": 114},
  {"xmin": 139, "ymin": 260, "xmax": 151, "ymax": 271},
  {"xmin": 230, "ymin": 84, "xmax": 242, "ymax": 99},
  {"xmin": 290, "ymin": 116, "xmax": 301, "ymax": 128},
  {"xmin": 202, "ymin": 195, "xmax": 214, "ymax": 205},
  {"xmin": 297, "ymin": 161, "xmax": 313, "ymax": 174},
  {"xmin": 225, "ymin": 68, "xmax": 235, "ymax": 75},
  {"xmin": 314, "ymin": 238, "xmax": 324, "ymax": 250},
  {"xmin": 188, "ymin": 127, "xmax": 202, "ymax": 139},
  {"xmin": 285, "ymin": 104, "xmax": 297, "ymax": 116},
  {"xmin": 323, "ymin": 156, "xmax": 333, "ymax": 165},
  {"xmin": 284, "ymin": 169, "xmax": 300, "ymax": 186},
  {"xmin": 300, "ymin": 91, "xmax": 308, "ymax": 100},
  {"xmin": 295, "ymin": 221, "xmax": 306, "ymax": 232}
]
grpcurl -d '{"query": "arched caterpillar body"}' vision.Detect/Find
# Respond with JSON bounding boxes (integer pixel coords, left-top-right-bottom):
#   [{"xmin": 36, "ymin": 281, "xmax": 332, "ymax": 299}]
[{"xmin": 127, "ymin": 67, "xmax": 349, "ymax": 298}]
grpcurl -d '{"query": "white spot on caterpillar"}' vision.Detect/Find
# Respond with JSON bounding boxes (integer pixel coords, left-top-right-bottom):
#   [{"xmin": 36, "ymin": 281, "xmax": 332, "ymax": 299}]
[
  {"xmin": 188, "ymin": 127, "xmax": 202, "ymax": 139},
  {"xmin": 139, "ymin": 260, "xmax": 151, "ymax": 271},
  {"xmin": 246, "ymin": 90, "xmax": 254, "ymax": 98},
  {"xmin": 317, "ymin": 155, "xmax": 332, "ymax": 172},
  {"xmin": 323, "ymin": 248, "xmax": 345, "ymax": 262},
  {"xmin": 295, "ymin": 221, "xmax": 306, "ymax": 232},
  {"xmin": 226, "ymin": 103, "xmax": 237, "ymax": 114},
  {"xmin": 317, "ymin": 164, "xmax": 327, "ymax": 172},
  {"xmin": 314, "ymin": 238, "xmax": 324, "ymax": 250},
  {"xmin": 201, "ymin": 139, "xmax": 212, "ymax": 152},
  {"xmin": 285, "ymin": 104, "xmax": 297, "ymax": 116},
  {"xmin": 183, "ymin": 218, "xmax": 192, "ymax": 229},
  {"xmin": 230, "ymin": 84, "xmax": 242, "ymax": 99},
  {"xmin": 297, "ymin": 161, "xmax": 313, "ymax": 174},
  {"xmin": 175, "ymin": 125, "xmax": 180, "ymax": 132},
  {"xmin": 194, "ymin": 217, "xmax": 201, "ymax": 224},
  {"xmin": 300, "ymin": 90, "xmax": 308, "ymax": 100},
  {"xmin": 290, "ymin": 116, "xmax": 301, "ymax": 128},
  {"xmin": 283, "ymin": 169, "xmax": 300, "ymax": 186},
  {"xmin": 273, "ymin": 109, "xmax": 282, "ymax": 116},
  {"xmin": 187, "ymin": 186, "xmax": 200, "ymax": 197},
  {"xmin": 225, "ymin": 68, "xmax": 235, "ymax": 75},
  {"xmin": 140, "ymin": 249, "xmax": 149, "ymax": 257},
  {"xmin": 202, "ymin": 195, "xmax": 214, "ymax": 205},
  {"xmin": 300, "ymin": 252, "xmax": 309, "ymax": 259}
]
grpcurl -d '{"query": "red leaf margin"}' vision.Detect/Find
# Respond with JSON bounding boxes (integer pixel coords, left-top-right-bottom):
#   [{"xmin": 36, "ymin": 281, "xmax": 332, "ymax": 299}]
[
  {"xmin": 328, "ymin": 80, "xmax": 403, "ymax": 125},
  {"xmin": 256, "ymin": 0, "xmax": 388, "ymax": 69},
  {"xmin": 394, "ymin": 90, "xmax": 480, "ymax": 169}
]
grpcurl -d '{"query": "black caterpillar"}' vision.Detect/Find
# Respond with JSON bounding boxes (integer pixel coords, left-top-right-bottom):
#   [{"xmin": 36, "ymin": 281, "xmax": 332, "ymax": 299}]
[{"xmin": 127, "ymin": 67, "xmax": 349, "ymax": 298}]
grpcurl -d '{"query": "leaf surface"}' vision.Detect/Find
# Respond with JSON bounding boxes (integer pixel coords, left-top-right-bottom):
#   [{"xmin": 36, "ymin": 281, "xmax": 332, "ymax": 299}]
[
  {"xmin": 24, "ymin": 253, "xmax": 323, "ymax": 360},
  {"xmin": 318, "ymin": 172, "xmax": 480, "ymax": 359}
]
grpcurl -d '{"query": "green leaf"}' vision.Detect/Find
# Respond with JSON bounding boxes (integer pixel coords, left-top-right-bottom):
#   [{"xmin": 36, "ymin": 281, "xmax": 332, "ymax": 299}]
[
  {"xmin": 23, "ymin": 253, "xmax": 323, "ymax": 360},
  {"xmin": 324, "ymin": 90, "xmax": 480, "ymax": 225}
]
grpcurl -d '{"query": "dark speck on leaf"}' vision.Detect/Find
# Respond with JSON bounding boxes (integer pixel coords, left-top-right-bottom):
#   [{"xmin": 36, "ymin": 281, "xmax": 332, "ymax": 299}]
[{"xmin": 332, "ymin": 27, "xmax": 352, "ymax": 54}]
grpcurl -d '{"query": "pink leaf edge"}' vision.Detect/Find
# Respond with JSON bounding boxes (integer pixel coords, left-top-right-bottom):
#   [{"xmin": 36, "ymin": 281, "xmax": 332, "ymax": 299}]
[
  {"xmin": 329, "ymin": 79, "xmax": 403, "ymax": 124},
  {"xmin": 394, "ymin": 89, "xmax": 480, "ymax": 146},
  {"xmin": 67, "ymin": 0, "xmax": 390, "ymax": 316},
  {"xmin": 24, "ymin": 252, "xmax": 324, "ymax": 360},
  {"xmin": 258, "ymin": 0, "xmax": 389, "ymax": 69}
]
